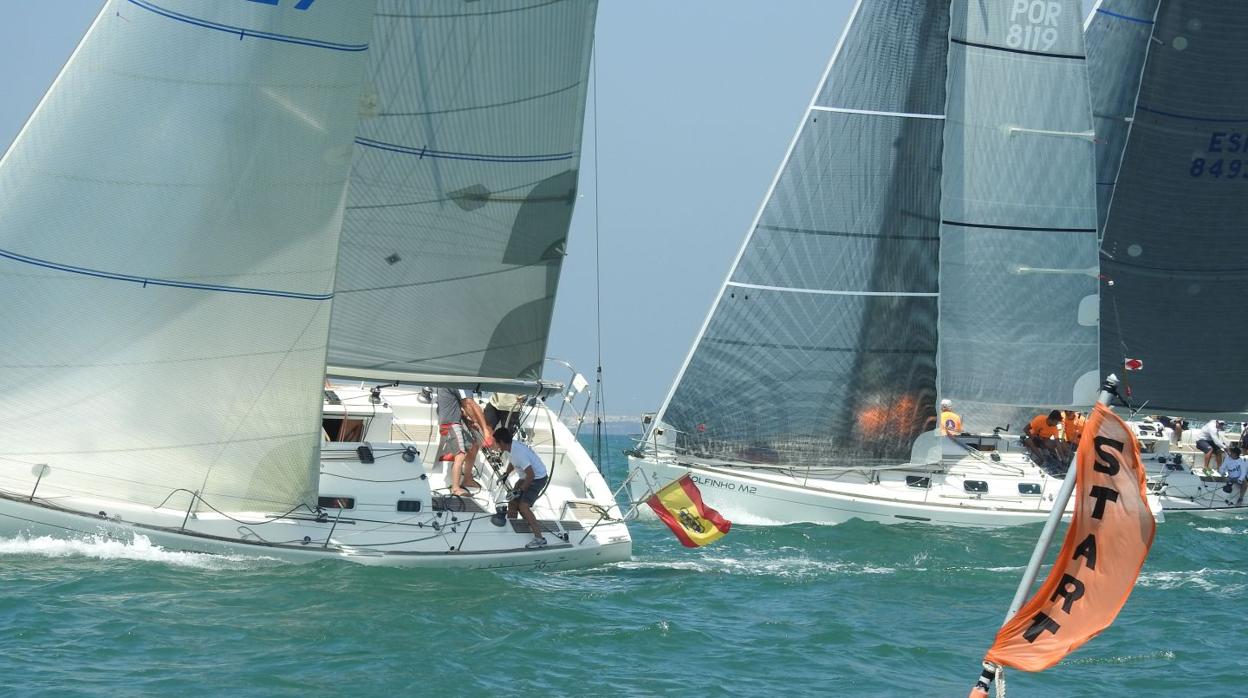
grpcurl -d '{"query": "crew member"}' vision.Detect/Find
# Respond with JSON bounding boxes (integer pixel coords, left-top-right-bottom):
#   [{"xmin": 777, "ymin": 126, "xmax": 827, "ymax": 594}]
[
  {"xmin": 495, "ymin": 428, "xmax": 551, "ymax": 549},
  {"xmin": 939, "ymin": 399, "xmax": 963, "ymax": 435},
  {"xmin": 437, "ymin": 387, "xmax": 495, "ymax": 496},
  {"xmin": 1219, "ymin": 445, "xmax": 1247, "ymax": 507},
  {"xmin": 1024, "ymin": 410, "xmax": 1064, "ymax": 467},
  {"xmin": 1195, "ymin": 419, "xmax": 1230, "ymax": 474}
]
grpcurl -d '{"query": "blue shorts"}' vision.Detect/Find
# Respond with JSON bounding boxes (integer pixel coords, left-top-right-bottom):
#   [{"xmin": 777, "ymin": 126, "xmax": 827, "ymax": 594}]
[{"xmin": 516, "ymin": 477, "xmax": 548, "ymax": 507}]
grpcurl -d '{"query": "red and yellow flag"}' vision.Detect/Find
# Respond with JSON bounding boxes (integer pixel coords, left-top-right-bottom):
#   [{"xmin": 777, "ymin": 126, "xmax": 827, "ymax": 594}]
[
  {"xmin": 646, "ymin": 475, "xmax": 731, "ymax": 547},
  {"xmin": 983, "ymin": 403, "xmax": 1156, "ymax": 671}
]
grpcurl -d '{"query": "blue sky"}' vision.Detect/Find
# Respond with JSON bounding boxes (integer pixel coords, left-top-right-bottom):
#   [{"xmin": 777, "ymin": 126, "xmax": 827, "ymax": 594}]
[{"xmin": 0, "ymin": 1, "xmax": 854, "ymax": 417}]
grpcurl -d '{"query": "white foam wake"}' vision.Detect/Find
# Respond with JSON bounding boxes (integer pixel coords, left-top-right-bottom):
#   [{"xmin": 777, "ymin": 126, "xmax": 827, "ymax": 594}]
[{"xmin": 0, "ymin": 534, "xmax": 280, "ymax": 570}]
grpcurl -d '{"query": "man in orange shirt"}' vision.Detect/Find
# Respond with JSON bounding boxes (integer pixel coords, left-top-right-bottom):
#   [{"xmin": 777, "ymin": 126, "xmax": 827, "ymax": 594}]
[
  {"xmin": 1023, "ymin": 410, "xmax": 1064, "ymax": 468},
  {"xmin": 1058, "ymin": 410, "xmax": 1086, "ymax": 461},
  {"xmin": 940, "ymin": 398, "xmax": 963, "ymax": 435}
]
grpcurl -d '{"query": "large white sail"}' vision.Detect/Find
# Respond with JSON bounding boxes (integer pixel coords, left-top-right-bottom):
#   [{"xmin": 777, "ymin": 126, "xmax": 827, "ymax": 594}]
[
  {"xmin": 937, "ymin": 0, "xmax": 1100, "ymax": 432},
  {"xmin": 1093, "ymin": 0, "xmax": 1248, "ymax": 415},
  {"xmin": 0, "ymin": 0, "xmax": 375, "ymax": 512},
  {"xmin": 327, "ymin": 0, "xmax": 598, "ymax": 383},
  {"xmin": 651, "ymin": 0, "xmax": 951, "ymax": 468}
]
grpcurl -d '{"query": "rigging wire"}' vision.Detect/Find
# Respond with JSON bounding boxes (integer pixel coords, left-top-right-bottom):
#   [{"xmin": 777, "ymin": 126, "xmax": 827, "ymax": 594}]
[{"xmin": 590, "ymin": 36, "xmax": 608, "ymax": 478}]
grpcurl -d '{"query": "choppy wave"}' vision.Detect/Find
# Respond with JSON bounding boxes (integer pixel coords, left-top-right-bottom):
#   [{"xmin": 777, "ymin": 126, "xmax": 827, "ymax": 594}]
[
  {"xmin": 0, "ymin": 534, "xmax": 280, "ymax": 570},
  {"xmin": 1136, "ymin": 567, "xmax": 1246, "ymax": 591}
]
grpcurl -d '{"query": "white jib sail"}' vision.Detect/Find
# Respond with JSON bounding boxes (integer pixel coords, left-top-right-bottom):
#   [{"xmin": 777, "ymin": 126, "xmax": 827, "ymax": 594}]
[{"xmin": 0, "ymin": 0, "xmax": 375, "ymax": 513}]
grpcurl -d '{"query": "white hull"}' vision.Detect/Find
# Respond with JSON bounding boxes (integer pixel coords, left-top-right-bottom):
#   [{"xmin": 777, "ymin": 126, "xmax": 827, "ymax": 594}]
[
  {"xmin": 1130, "ymin": 423, "xmax": 1248, "ymax": 516},
  {"xmin": 0, "ymin": 389, "xmax": 630, "ymax": 570},
  {"xmin": 629, "ymin": 434, "xmax": 1163, "ymax": 528}
]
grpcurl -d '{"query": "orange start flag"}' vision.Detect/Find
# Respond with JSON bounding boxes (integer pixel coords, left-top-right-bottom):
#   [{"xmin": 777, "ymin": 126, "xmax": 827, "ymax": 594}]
[
  {"xmin": 983, "ymin": 403, "xmax": 1156, "ymax": 672},
  {"xmin": 646, "ymin": 475, "xmax": 731, "ymax": 548}
]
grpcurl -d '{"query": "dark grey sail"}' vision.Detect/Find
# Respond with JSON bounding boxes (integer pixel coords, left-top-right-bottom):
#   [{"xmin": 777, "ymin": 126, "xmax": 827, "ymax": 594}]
[
  {"xmin": 652, "ymin": 0, "xmax": 950, "ymax": 468},
  {"xmin": 1086, "ymin": 0, "xmax": 1161, "ymax": 233},
  {"xmin": 938, "ymin": 0, "xmax": 1101, "ymax": 432},
  {"xmin": 1095, "ymin": 1, "xmax": 1248, "ymax": 415}
]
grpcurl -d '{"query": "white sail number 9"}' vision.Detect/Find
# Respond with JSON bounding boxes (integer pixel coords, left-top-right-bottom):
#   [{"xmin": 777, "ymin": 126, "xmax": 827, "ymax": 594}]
[{"xmin": 1008, "ymin": 0, "xmax": 1061, "ymax": 52}]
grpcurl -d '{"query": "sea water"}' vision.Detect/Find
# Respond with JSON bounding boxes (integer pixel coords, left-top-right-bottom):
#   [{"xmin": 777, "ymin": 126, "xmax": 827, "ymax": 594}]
[{"xmin": 0, "ymin": 436, "xmax": 1242, "ymax": 696}]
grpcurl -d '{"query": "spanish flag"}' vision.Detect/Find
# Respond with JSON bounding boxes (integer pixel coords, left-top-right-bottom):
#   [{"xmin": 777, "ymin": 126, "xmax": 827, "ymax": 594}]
[
  {"xmin": 970, "ymin": 403, "xmax": 1155, "ymax": 695},
  {"xmin": 646, "ymin": 475, "xmax": 731, "ymax": 547}
]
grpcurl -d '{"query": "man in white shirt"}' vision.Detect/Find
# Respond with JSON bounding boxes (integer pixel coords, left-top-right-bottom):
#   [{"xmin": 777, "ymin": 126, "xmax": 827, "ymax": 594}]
[
  {"xmin": 495, "ymin": 428, "xmax": 551, "ymax": 549},
  {"xmin": 1219, "ymin": 445, "xmax": 1247, "ymax": 506},
  {"xmin": 1195, "ymin": 419, "xmax": 1229, "ymax": 473}
]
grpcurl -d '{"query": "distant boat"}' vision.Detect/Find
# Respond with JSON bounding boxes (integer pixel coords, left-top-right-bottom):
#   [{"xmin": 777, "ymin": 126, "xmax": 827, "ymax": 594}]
[
  {"xmin": 1088, "ymin": 0, "xmax": 1248, "ymax": 516},
  {"xmin": 0, "ymin": 0, "xmax": 629, "ymax": 569},
  {"xmin": 628, "ymin": 0, "xmax": 1162, "ymax": 526}
]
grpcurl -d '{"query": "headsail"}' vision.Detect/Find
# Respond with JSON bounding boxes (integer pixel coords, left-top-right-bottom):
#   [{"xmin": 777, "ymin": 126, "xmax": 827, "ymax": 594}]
[
  {"xmin": 0, "ymin": 0, "xmax": 375, "ymax": 511},
  {"xmin": 652, "ymin": 0, "xmax": 950, "ymax": 467},
  {"xmin": 938, "ymin": 0, "xmax": 1101, "ymax": 432},
  {"xmin": 327, "ymin": 0, "xmax": 599, "ymax": 383},
  {"xmin": 1085, "ymin": 1, "xmax": 1161, "ymax": 232},
  {"xmin": 1093, "ymin": 1, "xmax": 1248, "ymax": 415}
]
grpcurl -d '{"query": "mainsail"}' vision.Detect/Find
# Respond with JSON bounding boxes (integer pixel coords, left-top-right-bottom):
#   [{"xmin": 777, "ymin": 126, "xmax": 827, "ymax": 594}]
[
  {"xmin": 0, "ymin": 0, "xmax": 375, "ymax": 511},
  {"xmin": 938, "ymin": 0, "xmax": 1100, "ymax": 432},
  {"xmin": 327, "ymin": 0, "xmax": 599, "ymax": 383},
  {"xmin": 651, "ymin": 0, "xmax": 1100, "ymax": 467},
  {"xmin": 1091, "ymin": 0, "xmax": 1248, "ymax": 415},
  {"xmin": 653, "ymin": 0, "xmax": 950, "ymax": 468}
]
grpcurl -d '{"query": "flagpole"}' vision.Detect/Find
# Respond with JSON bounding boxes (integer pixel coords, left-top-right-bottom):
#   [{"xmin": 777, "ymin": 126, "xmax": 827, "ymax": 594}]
[
  {"xmin": 970, "ymin": 375, "xmax": 1120, "ymax": 696},
  {"xmin": 1002, "ymin": 374, "xmax": 1118, "ymax": 622}
]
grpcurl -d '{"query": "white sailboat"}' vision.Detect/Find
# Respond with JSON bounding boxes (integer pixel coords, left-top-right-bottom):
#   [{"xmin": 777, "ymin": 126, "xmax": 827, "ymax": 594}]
[
  {"xmin": 0, "ymin": 0, "xmax": 629, "ymax": 569},
  {"xmin": 628, "ymin": 0, "xmax": 1161, "ymax": 527},
  {"xmin": 1088, "ymin": 0, "xmax": 1248, "ymax": 516}
]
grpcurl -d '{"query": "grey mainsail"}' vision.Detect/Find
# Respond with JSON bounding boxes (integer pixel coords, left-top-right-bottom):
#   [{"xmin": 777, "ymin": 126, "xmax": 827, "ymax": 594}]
[
  {"xmin": 651, "ymin": 0, "xmax": 1102, "ymax": 467},
  {"xmin": 938, "ymin": 0, "xmax": 1100, "ymax": 433},
  {"xmin": 652, "ymin": 0, "xmax": 950, "ymax": 468},
  {"xmin": 327, "ymin": 0, "xmax": 598, "ymax": 383},
  {"xmin": 1085, "ymin": 1, "xmax": 1160, "ymax": 232},
  {"xmin": 1093, "ymin": 1, "xmax": 1248, "ymax": 415}
]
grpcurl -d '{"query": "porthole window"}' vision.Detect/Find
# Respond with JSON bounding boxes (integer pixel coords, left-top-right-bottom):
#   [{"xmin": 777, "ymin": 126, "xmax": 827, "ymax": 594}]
[
  {"xmin": 1018, "ymin": 483, "xmax": 1041, "ymax": 495},
  {"xmin": 963, "ymin": 480, "xmax": 988, "ymax": 494},
  {"xmin": 906, "ymin": 476, "xmax": 931, "ymax": 489}
]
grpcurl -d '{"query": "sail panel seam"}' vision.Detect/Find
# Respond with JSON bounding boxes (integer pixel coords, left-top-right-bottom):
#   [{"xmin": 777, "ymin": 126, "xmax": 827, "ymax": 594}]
[
  {"xmin": 809, "ymin": 106, "xmax": 945, "ymax": 120},
  {"xmin": 1095, "ymin": 8, "xmax": 1154, "ymax": 25},
  {"xmin": 0, "ymin": 247, "xmax": 332, "ymax": 301},
  {"xmin": 949, "ymin": 37, "xmax": 1085, "ymax": 61},
  {"xmin": 726, "ymin": 281, "xmax": 937, "ymax": 297},
  {"xmin": 1135, "ymin": 105, "xmax": 1248, "ymax": 124},
  {"xmin": 126, "ymin": 0, "xmax": 369, "ymax": 52},
  {"xmin": 941, "ymin": 220, "xmax": 1096, "ymax": 233},
  {"xmin": 355, "ymin": 137, "xmax": 574, "ymax": 163},
  {"xmin": 703, "ymin": 337, "xmax": 930, "ymax": 355},
  {"xmin": 757, "ymin": 225, "xmax": 938, "ymax": 241}
]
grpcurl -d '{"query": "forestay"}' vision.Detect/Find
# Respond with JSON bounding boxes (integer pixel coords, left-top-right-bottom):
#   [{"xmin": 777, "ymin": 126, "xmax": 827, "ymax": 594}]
[
  {"xmin": 1094, "ymin": 1, "xmax": 1248, "ymax": 415},
  {"xmin": 0, "ymin": 0, "xmax": 374, "ymax": 512},
  {"xmin": 938, "ymin": 0, "xmax": 1100, "ymax": 433},
  {"xmin": 327, "ymin": 0, "xmax": 598, "ymax": 382},
  {"xmin": 654, "ymin": 0, "xmax": 950, "ymax": 468}
]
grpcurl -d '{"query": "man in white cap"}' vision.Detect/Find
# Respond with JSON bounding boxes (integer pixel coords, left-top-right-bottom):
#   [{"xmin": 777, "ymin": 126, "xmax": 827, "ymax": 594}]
[{"xmin": 940, "ymin": 398, "xmax": 962, "ymax": 435}]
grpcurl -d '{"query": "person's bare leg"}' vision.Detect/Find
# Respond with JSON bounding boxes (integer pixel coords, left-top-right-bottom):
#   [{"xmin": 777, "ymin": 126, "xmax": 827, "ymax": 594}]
[
  {"xmin": 462, "ymin": 440, "xmax": 483, "ymax": 489},
  {"xmin": 450, "ymin": 452, "xmax": 469, "ymax": 496},
  {"xmin": 517, "ymin": 500, "xmax": 543, "ymax": 539}
]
